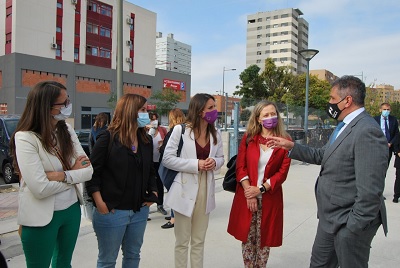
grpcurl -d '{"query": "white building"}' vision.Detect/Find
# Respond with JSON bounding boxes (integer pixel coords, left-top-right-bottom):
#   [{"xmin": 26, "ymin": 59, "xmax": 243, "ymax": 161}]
[
  {"xmin": 155, "ymin": 32, "xmax": 191, "ymax": 75},
  {"xmin": 246, "ymin": 8, "xmax": 309, "ymax": 74}
]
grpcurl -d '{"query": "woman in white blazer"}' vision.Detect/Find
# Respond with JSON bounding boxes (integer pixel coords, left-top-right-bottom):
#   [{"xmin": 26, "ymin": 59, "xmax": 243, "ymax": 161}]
[
  {"xmin": 163, "ymin": 93, "xmax": 224, "ymax": 268},
  {"xmin": 9, "ymin": 81, "xmax": 93, "ymax": 268}
]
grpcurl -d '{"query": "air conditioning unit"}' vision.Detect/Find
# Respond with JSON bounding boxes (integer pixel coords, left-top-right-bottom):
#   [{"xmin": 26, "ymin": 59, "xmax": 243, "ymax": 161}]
[
  {"xmin": 126, "ymin": 57, "xmax": 132, "ymax": 63},
  {"xmin": 126, "ymin": 18, "xmax": 133, "ymax": 25},
  {"xmin": 50, "ymin": 43, "xmax": 57, "ymax": 49},
  {"xmin": 71, "ymin": 0, "xmax": 77, "ymax": 4},
  {"xmin": 126, "ymin": 40, "xmax": 132, "ymax": 46}
]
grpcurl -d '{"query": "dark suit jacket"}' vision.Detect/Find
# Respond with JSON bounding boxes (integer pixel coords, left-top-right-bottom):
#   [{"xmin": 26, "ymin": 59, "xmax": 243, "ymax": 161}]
[
  {"xmin": 392, "ymin": 134, "xmax": 400, "ymax": 168},
  {"xmin": 291, "ymin": 111, "xmax": 388, "ymax": 236},
  {"xmin": 86, "ymin": 130, "xmax": 158, "ymax": 211},
  {"xmin": 374, "ymin": 114, "xmax": 399, "ymax": 145}
]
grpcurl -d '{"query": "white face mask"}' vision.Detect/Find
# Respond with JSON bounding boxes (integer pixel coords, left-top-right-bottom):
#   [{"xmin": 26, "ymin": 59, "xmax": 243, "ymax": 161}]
[
  {"xmin": 53, "ymin": 103, "xmax": 72, "ymax": 121},
  {"xmin": 151, "ymin": 120, "xmax": 158, "ymax": 128}
]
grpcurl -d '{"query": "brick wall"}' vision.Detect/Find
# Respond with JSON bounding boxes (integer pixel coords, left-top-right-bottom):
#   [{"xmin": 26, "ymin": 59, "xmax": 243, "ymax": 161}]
[
  {"xmin": 76, "ymin": 77, "xmax": 110, "ymax": 94},
  {"xmin": 22, "ymin": 70, "xmax": 67, "ymax": 87},
  {"xmin": 124, "ymin": 85, "xmax": 152, "ymax": 98}
]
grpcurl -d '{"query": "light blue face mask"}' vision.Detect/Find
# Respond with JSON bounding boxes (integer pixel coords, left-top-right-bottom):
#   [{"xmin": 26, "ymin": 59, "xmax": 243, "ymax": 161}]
[
  {"xmin": 382, "ymin": 110, "xmax": 390, "ymax": 117},
  {"xmin": 137, "ymin": 112, "xmax": 150, "ymax": 128}
]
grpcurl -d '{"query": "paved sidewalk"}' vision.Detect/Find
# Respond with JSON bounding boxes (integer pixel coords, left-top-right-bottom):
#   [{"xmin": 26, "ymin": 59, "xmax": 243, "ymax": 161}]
[{"xmin": 1, "ymin": 160, "xmax": 400, "ymax": 267}]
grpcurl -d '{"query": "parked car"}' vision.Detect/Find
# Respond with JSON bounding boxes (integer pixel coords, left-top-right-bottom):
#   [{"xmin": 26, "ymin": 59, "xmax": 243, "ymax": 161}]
[
  {"xmin": 75, "ymin": 129, "xmax": 91, "ymax": 156},
  {"xmin": 0, "ymin": 115, "xmax": 20, "ymax": 184}
]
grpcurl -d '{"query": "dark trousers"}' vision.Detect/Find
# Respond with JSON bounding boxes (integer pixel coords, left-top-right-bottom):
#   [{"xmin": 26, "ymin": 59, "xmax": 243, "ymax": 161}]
[
  {"xmin": 310, "ymin": 219, "xmax": 380, "ymax": 268},
  {"xmin": 395, "ymin": 168, "xmax": 400, "ymax": 199},
  {"xmin": 153, "ymin": 162, "xmax": 164, "ymax": 206}
]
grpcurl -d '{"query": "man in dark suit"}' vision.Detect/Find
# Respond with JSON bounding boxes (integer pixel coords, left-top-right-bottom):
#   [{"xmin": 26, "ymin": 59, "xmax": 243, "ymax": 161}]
[
  {"xmin": 374, "ymin": 103, "xmax": 399, "ymax": 165},
  {"xmin": 268, "ymin": 76, "xmax": 388, "ymax": 268}
]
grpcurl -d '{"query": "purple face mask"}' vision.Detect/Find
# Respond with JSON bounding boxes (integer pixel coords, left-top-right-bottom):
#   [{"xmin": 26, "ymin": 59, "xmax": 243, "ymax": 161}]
[
  {"xmin": 262, "ymin": 116, "xmax": 278, "ymax": 129},
  {"xmin": 203, "ymin": 109, "xmax": 218, "ymax": 124}
]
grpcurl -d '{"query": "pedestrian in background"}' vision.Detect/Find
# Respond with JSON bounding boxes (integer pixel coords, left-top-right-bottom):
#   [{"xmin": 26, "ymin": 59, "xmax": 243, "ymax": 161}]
[
  {"xmin": 89, "ymin": 112, "xmax": 108, "ymax": 154},
  {"xmin": 86, "ymin": 93, "xmax": 158, "ymax": 268},
  {"xmin": 268, "ymin": 76, "xmax": 388, "ymax": 268},
  {"xmin": 227, "ymin": 100, "xmax": 291, "ymax": 267},
  {"xmin": 159, "ymin": 108, "xmax": 186, "ymax": 229},
  {"xmin": 162, "ymin": 93, "xmax": 224, "ymax": 268},
  {"xmin": 374, "ymin": 102, "xmax": 399, "ymax": 165},
  {"xmin": 148, "ymin": 112, "xmax": 168, "ymax": 215},
  {"xmin": 9, "ymin": 81, "xmax": 93, "ymax": 267}
]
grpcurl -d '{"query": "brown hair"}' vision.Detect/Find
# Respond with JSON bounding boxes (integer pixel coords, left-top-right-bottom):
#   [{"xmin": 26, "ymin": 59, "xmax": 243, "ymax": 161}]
[
  {"xmin": 185, "ymin": 93, "xmax": 217, "ymax": 145},
  {"xmin": 108, "ymin": 94, "xmax": 150, "ymax": 148},
  {"xmin": 246, "ymin": 100, "xmax": 290, "ymax": 141},
  {"xmin": 10, "ymin": 81, "xmax": 74, "ymax": 172},
  {"xmin": 93, "ymin": 112, "xmax": 108, "ymax": 130},
  {"xmin": 168, "ymin": 108, "xmax": 186, "ymax": 129}
]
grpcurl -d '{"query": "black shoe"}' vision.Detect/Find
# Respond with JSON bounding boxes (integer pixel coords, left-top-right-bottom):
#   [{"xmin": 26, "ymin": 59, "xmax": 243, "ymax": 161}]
[
  {"xmin": 165, "ymin": 216, "xmax": 171, "ymax": 220},
  {"xmin": 157, "ymin": 206, "xmax": 167, "ymax": 215},
  {"xmin": 161, "ymin": 222, "xmax": 174, "ymax": 229},
  {"xmin": 393, "ymin": 198, "xmax": 399, "ymax": 203},
  {"xmin": 147, "ymin": 218, "xmax": 151, "ymax": 221},
  {"xmin": 383, "ymin": 196, "xmax": 386, "ymax": 200}
]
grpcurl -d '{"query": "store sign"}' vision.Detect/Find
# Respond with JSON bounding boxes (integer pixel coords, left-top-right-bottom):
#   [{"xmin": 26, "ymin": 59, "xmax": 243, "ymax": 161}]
[{"xmin": 163, "ymin": 79, "xmax": 185, "ymax": 91}]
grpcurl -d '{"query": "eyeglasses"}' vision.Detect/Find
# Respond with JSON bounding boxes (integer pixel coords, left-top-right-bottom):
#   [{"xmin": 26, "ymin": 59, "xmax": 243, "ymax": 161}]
[{"xmin": 52, "ymin": 96, "xmax": 70, "ymax": 108}]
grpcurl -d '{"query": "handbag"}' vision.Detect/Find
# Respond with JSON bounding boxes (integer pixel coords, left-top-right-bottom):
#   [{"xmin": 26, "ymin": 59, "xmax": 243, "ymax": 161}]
[
  {"xmin": 223, "ymin": 138, "xmax": 249, "ymax": 193},
  {"xmin": 223, "ymin": 155, "xmax": 238, "ymax": 193},
  {"xmin": 158, "ymin": 124, "xmax": 185, "ymax": 190}
]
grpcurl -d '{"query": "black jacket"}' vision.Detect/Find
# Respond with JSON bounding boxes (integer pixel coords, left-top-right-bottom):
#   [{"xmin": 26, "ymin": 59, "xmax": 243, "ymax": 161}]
[{"xmin": 86, "ymin": 130, "xmax": 158, "ymax": 211}]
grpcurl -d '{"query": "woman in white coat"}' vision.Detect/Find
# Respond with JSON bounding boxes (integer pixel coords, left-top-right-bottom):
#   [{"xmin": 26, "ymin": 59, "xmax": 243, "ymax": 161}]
[
  {"xmin": 163, "ymin": 93, "xmax": 224, "ymax": 268},
  {"xmin": 9, "ymin": 81, "xmax": 93, "ymax": 267}
]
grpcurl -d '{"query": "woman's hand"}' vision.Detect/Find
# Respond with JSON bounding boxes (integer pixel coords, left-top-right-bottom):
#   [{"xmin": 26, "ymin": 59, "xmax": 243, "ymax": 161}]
[
  {"xmin": 95, "ymin": 199, "xmax": 110, "ymax": 214},
  {"xmin": 72, "ymin": 155, "xmax": 91, "ymax": 170},
  {"xmin": 204, "ymin": 158, "xmax": 216, "ymax": 170},
  {"xmin": 246, "ymin": 197, "xmax": 258, "ymax": 212},
  {"xmin": 244, "ymin": 185, "xmax": 261, "ymax": 199},
  {"xmin": 142, "ymin": 202, "xmax": 153, "ymax": 207}
]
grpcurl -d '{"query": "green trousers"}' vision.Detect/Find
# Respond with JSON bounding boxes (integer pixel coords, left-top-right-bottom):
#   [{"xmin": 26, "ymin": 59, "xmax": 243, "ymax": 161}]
[{"xmin": 21, "ymin": 202, "xmax": 81, "ymax": 268}]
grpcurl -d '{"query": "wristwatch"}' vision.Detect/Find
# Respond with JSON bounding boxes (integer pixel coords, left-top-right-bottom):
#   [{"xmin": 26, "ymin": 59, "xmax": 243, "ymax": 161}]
[{"xmin": 259, "ymin": 185, "xmax": 266, "ymax": 194}]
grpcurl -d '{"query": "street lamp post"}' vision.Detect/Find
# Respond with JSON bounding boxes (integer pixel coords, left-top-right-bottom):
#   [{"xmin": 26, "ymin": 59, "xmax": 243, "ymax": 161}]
[
  {"xmin": 298, "ymin": 49, "xmax": 319, "ymax": 142},
  {"xmin": 222, "ymin": 67, "xmax": 236, "ymax": 130}
]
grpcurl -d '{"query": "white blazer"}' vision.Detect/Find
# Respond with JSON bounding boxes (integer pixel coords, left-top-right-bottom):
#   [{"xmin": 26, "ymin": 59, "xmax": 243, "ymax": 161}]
[
  {"xmin": 163, "ymin": 124, "xmax": 224, "ymax": 217},
  {"xmin": 16, "ymin": 124, "xmax": 93, "ymax": 226}
]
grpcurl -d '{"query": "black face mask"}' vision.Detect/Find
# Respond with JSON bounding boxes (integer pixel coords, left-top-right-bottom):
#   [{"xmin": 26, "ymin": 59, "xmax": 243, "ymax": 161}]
[{"xmin": 326, "ymin": 97, "xmax": 347, "ymax": 120}]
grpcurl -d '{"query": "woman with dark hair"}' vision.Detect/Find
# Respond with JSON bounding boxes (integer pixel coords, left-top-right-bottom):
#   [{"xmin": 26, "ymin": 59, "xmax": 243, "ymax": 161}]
[
  {"xmin": 86, "ymin": 93, "xmax": 158, "ymax": 268},
  {"xmin": 9, "ymin": 81, "xmax": 93, "ymax": 267},
  {"xmin": 89, "ymin": 112, "xmax": 109, "ymax": 154},
  {"xmin": 227, "ymin": 100, "xmax": 291, "ymax": 267},
  {"xmin": 162, "ymin": 93, "xmax": 224, "ymax": 268}
]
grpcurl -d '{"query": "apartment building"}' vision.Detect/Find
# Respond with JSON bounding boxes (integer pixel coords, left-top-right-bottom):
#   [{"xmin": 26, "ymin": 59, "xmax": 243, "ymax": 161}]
[
  {"xmin": 246, "ymin": 8, "xmax": 309, "ymax": 74},
  {"xmin": 155, "ymin": 32, "xmax": 191, "ymax": 75},
  {"xmin": 310, "ymin": 69, "xmax": 339, "ymax": 85},
  {"xmin": 374, "ymin": 84, "xmax": 400, "ymax": 103},
  {"xmin": 0, "ymin": 0, "xmax": 190, "ymax": 128}
]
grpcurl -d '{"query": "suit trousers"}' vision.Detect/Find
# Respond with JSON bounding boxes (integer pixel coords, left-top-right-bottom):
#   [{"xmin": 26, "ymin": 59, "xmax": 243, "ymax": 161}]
[
  {"xmin": 394, "ymin": 168, "xmax": 400, "ymax": 199},
  {"xmin": 174, "ymin": 171, "xmax": 209, "ymax": 268},
  {"xmin": 310, "ymin": 219, "xmax": 381, "ymax": 268}
]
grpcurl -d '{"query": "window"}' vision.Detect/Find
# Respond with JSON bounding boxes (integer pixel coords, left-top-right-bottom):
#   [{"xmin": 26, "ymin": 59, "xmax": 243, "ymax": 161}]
[
  {"xmin": 56, "ymin": 27, "xmax": 62, "ymax": 33},
  {"xmin": 87, "ymin": 23, "xmax": 99, "ymax": 35},
  {"xmin": 100, "ymin": 48, "xmax": 111, "ymax": 58},
  {"xmin": 257, "ymin": 43, "xmax": 261, "ymax": 47},
  {"xmin": 266, "ymin": 17, "xmax": 270, "ymax": 21},
  {"xmin": 92, "ymin": 47, "xmax": 98, "ymax": 56},
  {"xmin": 74, "ymin": 48, "xmax": 79, "ymax": 60},
  {"xmin": 57, "ymin": 3, "xmax": 62, "ymax": 9},
  {"xmin": 272, "ymin": 50, "xmax": 277, "ymax": 53},
  {"xmin": 265, "ymin": 50, "xmax": 270, "ymax": 54},
  {"xmin": 100, "ymin": 27, "xmax": 111, "ymax": 38},
  {"xmin": 273, "ymin": 24, "xmax": 278, "ymax": 28},
  {"xmin": 257, "ymin": 18, "xmax": 262, "ymax": 22},
  {"xmin": 273, "ymin": 33, "xmax": 278, "ymax": 37},
  {"xmin": 257, "ymin": 35, "xmax": 261, "ymax": 39},
  {"xmin": 56, "ymin": 46, "xmax": 61, "ymax": 57},
  {"xmin": 257, "ymin": 26, "xmax": 262, "ymax": 30},
  {"xmin": 273, "ymin": 41, "xmax": 278, "ymax": 45},
  {"xmin": 273, "ymin": 15, "xmax": 278, "ymax": 19},
  {"xmin": 281, "ymin": 14, "xmax": 289, "ymax": 18},
  {"xmin": 256, "ymin": 59, "xmax": 261, "ymax": 63},
  {"xmin": 99, "ymin": 5, "xmax": 112, "ymax": 17},
  {"xmin": 257, "ymin": 51, "xmax": 262, "ymax": 55}
]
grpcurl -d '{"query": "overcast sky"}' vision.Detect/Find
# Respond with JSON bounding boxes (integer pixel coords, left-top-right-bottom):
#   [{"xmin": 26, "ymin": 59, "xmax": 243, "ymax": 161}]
[{"xmin": 129, "ymin": 0, "xmax": 400, "ymax": 96}]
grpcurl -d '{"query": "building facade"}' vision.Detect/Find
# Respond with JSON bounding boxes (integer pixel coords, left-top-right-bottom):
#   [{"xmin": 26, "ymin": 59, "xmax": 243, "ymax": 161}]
[
  {"xmin": 0, "ymin": 0, "xmax": 190, "ymax": 128},
  {"xmin": 155, "ymin": 32, "xmax": 191, "ymax": 75},
  {"xmin": 246, "ymin": 8, "xmax": 309, "ymax": 74},
  {"xmin": 310, "ymin": 69, "xmax": 339, "ymax": 85}
]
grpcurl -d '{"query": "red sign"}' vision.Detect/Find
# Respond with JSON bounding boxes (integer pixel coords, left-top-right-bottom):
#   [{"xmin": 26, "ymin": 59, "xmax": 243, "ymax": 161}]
[
  {"xmin": 147, "ymin": 104, "xmax": 156, "ymax": 110},
  {"xmin": 163, "ymin": 79, "xmax": 185, "ymax": 91}
]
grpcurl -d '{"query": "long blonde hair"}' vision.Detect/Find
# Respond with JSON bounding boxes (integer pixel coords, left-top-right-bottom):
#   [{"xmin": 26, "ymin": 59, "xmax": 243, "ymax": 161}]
[
  {"xmin": 168, "ymin": 108, "xmax": 186, "ymax": 129},
  {"xmin": 246, "ymin": 100, "xmax": 290, "ymax": 142}
]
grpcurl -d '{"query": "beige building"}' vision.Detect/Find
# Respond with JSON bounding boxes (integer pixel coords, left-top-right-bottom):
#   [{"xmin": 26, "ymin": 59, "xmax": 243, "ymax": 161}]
[
  {"xmin": 246, "ymin": 8, "xmax": 309, "ymax": 74},
  {"xmin": 310, "ymin": 69, "xmax": 339, "ymax": 84},
  {"xmin": 375, "ymin": 84, "xmax": 400, "ymax": 103}
]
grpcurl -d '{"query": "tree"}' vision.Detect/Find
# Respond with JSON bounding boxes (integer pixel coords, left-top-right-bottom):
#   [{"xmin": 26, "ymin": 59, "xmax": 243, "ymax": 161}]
[
  {"xmin": 107, "ymin": 91, "xmax": 117, "ymax": 110},
  {"xmin": 364, "ymin": 87, "xmax": 380, "ymax": 116},
  {"xmin": 150, "ymin": 88, "xmax": 181, "ymax": 121},
  {"xmin": 234, "ymin": 58, "xmax": 293, "ymax": 108},
  {"xmin": 240, "ymin": 109, "xmax": 251, "ymax": 122}
]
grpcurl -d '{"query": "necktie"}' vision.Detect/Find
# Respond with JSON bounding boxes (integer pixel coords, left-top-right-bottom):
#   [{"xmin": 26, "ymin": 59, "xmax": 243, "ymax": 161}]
[
  {"xmin": 330, "ymin": 121, "xmax": 345, "ymax": 145},
  {"xmin": 384, "ymin": 117, "xmax": 390, "ymax": 142}
]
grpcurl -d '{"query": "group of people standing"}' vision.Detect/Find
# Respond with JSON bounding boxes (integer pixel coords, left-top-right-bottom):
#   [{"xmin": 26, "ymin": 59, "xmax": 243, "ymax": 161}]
[{"xmin": 8, "ymin": 75, "xmax": 391, "ymax": 268}]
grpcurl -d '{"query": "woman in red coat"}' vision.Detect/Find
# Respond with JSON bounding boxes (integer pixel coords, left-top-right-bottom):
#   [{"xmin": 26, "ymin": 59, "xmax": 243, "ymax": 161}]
[{"xmin": 227, "ymin": 100, "xmax": 291, "ymax": 267}]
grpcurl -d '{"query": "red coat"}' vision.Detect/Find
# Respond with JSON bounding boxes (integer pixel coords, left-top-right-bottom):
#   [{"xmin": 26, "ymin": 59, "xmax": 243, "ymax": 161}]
[{"xmin": 227, "ymin": 133, "xmax": 291, "ymax": 247}]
